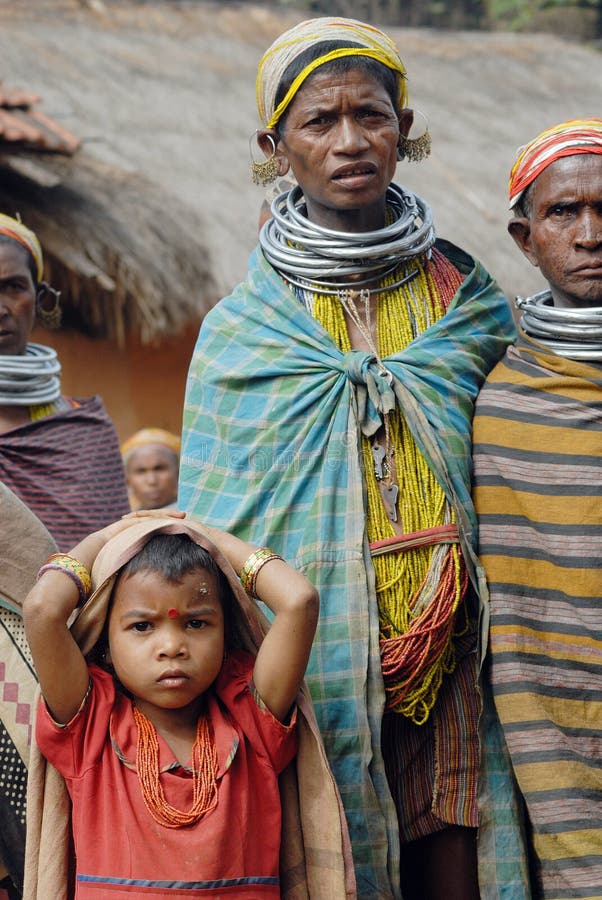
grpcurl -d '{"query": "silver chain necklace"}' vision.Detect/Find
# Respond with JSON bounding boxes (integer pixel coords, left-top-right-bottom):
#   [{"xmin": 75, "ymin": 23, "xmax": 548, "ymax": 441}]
[
  {"xmin": 517, "ymin": 290, "xmax": 602, "ymax": 362},
  {"xmin": 259, "ymin": 182, "xmax": 436, "ymax": 295},
  {"xmin": 0, "ymin": 342, "xmax": 61, "ymax": 405}
]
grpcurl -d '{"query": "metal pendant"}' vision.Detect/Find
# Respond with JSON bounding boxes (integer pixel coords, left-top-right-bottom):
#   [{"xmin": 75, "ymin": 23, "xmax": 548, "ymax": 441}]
[
  {"xmin": 371, "ymin": 441, "xmax": 386, "ymax": 481},
  {"xmin": 382, "ymin": 483, "xmax": 399, "ymax": 522}
]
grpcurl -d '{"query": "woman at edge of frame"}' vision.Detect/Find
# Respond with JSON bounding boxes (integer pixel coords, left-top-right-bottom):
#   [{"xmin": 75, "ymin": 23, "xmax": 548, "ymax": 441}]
[{"xmin": 179, "ymin": 17, "xmax": 531, "ymax": 900}]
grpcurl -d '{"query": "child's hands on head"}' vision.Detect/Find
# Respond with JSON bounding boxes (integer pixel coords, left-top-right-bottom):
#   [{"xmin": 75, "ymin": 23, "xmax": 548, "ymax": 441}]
[
  {"xmin": 24, "ymin": 509, "xmax": 190, "ymax": 726},
  {"xmin": 69, "ymin": 510, "xmax": 187, "ymax": 571},
  {"xmin": 127, "ymin": 508, "xmax": 187, "ymax": 521}
]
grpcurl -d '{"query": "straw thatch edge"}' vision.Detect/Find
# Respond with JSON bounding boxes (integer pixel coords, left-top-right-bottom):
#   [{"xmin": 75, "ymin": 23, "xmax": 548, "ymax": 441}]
[{"xmin": 0, "ymin": 150, "xmax": 217, "ymax": 345}]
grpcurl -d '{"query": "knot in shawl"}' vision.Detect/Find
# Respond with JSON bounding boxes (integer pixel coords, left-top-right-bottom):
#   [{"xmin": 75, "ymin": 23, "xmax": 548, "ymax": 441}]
[{"xmin": 342, "ymin": 350, "xmax": 396, "ymax": 437}]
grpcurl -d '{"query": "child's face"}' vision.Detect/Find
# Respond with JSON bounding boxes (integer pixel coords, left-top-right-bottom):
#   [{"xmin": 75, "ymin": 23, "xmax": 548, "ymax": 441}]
[{"xmin": 107, "ymin": 567, "xmax": 224, "ymax": 722}]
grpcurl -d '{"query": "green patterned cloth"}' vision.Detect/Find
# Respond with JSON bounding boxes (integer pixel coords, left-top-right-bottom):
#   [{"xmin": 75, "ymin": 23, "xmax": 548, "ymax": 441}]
[{"xmin": 179, "ymin": 240, "xmax": 531, "ymax": 898}]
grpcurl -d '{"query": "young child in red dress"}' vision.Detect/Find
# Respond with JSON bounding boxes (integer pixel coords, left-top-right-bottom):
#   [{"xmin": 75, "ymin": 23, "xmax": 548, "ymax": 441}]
[{"xmin": 23, "ymin": 511, "xmax": 319, "ymax": 900}]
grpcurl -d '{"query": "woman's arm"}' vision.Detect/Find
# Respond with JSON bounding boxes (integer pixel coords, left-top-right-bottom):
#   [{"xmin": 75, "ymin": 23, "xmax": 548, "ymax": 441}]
[{"xmin": 190, "ymin": 522, "xmax": 319, "ymax": 723}]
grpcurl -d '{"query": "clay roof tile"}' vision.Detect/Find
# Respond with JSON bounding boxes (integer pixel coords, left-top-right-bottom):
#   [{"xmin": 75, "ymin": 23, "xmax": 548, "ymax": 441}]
[{"xmin": 0, "ymin": 84, "xmax": 80, "ymax": 154}]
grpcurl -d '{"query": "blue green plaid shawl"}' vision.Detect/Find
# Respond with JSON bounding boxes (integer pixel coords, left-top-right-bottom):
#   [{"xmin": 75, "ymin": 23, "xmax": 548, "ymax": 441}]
[{"xmin": 180, "ymin": 242, "xmax": 531, "ymax": 898}]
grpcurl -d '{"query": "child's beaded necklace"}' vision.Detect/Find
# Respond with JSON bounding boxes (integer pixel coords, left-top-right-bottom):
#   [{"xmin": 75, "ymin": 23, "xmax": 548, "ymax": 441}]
[{"xmin": 133, "ymin": 705, "xmax": 218, "ymax": 828}]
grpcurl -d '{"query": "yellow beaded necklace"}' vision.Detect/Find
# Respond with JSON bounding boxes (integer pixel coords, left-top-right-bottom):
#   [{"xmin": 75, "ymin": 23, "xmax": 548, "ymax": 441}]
[
  {"xmin": 313, "ymin": 248, "xmax": 468, "ymax": 724},
  {"xmin": 29, "ymin": 402, "xmax": 58, "ymax": 421}
]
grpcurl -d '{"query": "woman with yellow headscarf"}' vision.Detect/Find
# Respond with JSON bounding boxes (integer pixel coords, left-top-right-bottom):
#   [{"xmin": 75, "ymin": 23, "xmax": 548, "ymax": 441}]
[
  {"xmin": 180, "ymin": 17, "xmax": 529, "ymax": 899},
  {"xmin": 121, "ymin": 427, "xmax": 181, "ymax": 510},
  {"xmin": 0, "ymin": 213, "xmax": 129, "ymax": 550}
]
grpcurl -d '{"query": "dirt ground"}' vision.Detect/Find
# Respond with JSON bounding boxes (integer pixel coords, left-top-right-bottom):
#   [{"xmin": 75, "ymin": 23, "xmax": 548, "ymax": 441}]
[{"xmin": 1, "ymin": 0, "xmax": 601, "ymax": 304}]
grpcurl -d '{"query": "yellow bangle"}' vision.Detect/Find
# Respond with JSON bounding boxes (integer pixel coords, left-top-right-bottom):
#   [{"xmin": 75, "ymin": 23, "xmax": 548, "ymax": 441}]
[
  {"xmin": 37, "ymin": 553, "xmax": 92, "ymax": 603},
  {"xmin": 239, "ymin": 548, "xmax": 283, "ymax": 598}
]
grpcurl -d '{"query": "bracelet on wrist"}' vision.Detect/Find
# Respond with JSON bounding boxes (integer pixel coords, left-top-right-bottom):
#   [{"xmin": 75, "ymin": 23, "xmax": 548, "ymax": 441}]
[
  {"xmin": 37, "ymin": 553, "xmax": 92, "ymax": 604},
  {"xmin": 239, "ymin": 548, "xmax": 283, "ymax": 598}
]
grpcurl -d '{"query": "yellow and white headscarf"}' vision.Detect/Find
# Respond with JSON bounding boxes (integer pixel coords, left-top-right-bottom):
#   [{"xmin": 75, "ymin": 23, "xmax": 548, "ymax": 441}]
[
  {"xmin": 0, "ymin": 212, "xmax": 43, "ymax": 282},
  {"xmin": 256, "ymin": 16, "xmax": 408, "ymax": 129},
  {"xmin": 508, "ymin": 118, "xmax": 602, "ymax": 210},
  {"xmin": 121, "ymin": 427, "xmax": 181, "ymax": 461}
]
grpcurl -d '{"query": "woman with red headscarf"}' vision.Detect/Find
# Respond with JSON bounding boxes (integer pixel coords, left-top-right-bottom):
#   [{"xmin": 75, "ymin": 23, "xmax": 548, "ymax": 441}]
[{"xmin": 474, "ymin": 118, "xmax": 602, "ymax": 900}]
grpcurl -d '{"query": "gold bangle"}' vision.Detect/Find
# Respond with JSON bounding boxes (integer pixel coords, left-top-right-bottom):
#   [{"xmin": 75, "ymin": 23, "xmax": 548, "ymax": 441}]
[
  {"xmin": 239, "ymin": 548, "xmax": 283, "ymax": 598},
  {"xmin": 37, "ymin": 553, "xmax": 92, "ymax": 603}
]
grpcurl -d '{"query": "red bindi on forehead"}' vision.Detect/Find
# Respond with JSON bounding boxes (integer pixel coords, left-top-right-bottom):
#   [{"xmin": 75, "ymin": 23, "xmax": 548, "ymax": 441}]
[{"xmin": 167, "ymin": 608, "xmax": 179, "ymax": 619}]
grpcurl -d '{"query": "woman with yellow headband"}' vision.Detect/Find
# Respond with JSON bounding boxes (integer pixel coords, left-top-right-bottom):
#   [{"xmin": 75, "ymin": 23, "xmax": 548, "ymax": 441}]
[
  {"xmin": 121, "ymin": 427, "xmax": 181, "ymax": 510},
  {"xmin": 180, "ymin": 17, "xmax": 528, "ymax": 899},
  {"xmin": 0, "ymin": 213, "xmax": 129, "ymax": 551}
]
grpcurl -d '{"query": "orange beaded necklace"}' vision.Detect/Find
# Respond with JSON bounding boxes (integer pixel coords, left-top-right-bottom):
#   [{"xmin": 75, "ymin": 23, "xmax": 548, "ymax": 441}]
[{"xmin": 133, "ymin": 705, "xmax": 218, "ymax": 828}]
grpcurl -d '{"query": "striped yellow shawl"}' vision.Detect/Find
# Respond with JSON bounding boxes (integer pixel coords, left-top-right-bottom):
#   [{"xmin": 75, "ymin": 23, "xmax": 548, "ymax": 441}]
[{"xmin": 474, "ymin": 330, "xmax": 602, "ymax": 900}]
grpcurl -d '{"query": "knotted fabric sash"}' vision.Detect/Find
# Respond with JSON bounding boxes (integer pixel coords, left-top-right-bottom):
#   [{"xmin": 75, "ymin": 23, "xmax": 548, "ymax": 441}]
[{"xmin": 342, "ymin": 350, "xmax": 396, "ymax": 436}]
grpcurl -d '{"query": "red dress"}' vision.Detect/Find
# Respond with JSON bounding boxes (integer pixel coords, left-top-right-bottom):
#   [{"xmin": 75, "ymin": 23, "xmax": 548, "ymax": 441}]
[{"xmin": 36, "ymin": 652, "xmax": 297, "ymax": 898}]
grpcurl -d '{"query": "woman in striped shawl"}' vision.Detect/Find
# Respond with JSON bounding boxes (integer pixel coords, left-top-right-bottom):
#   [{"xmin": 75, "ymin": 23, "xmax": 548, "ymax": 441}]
[{"xmin": 473, "ymin": 119, "xmax": 602, "ymax": 900}]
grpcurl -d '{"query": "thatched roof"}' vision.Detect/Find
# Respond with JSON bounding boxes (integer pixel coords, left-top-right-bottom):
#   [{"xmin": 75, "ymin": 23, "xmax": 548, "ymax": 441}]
[
  {"xmin": 0, "ymin": 28, "xmax": 218, "ymax": 345},
  {"xmin": 0, "ymin": 151, "xmax": 216, "ymax": 344},
  {"xmin": 1, "ymin": 0, "xmax": 601, "ymax": 333}
]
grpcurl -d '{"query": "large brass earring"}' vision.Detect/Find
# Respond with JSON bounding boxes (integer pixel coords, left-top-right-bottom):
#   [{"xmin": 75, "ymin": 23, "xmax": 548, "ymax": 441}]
[
  {"xmin": 249, "ymin": 132, "xmax": 280, "ymax": 186},
  {"xmin": 36, "ymin": 282, "xmax": 62, "ymax": 329},
  {"xmin": 397, "ymin": 110, "xmax": 432, "ymax": 163}
]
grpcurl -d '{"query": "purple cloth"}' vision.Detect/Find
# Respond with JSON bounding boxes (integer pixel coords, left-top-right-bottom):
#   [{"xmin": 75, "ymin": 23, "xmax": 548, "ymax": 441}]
[{"xmin": 0, "ymin": 396, "xmax": 129, "ymax": 551}]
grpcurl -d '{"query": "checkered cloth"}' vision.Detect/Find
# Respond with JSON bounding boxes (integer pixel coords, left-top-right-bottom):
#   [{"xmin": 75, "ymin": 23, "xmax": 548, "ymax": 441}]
[{"xmin": 179, "ymin": 239, "xmax": 531, "ymax": 897}]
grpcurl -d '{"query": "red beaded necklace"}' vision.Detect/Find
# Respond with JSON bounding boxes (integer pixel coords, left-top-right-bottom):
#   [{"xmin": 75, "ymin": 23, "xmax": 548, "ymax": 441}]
[{"xmin": 133, "ymin": 705, "xmax": 218, "ymax": 828}]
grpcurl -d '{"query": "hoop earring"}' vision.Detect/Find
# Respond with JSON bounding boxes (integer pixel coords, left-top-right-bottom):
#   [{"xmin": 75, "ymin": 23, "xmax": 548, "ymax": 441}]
[
  {"xmin": 398, "ymin": 109, "xmax": 432, "ymax": 163},
  {"xmin": 249, "ymin": 132, "xmax": 280, "ymax": 186},
  {"xmin": 36, "ymin": 283, "xmax": 62, "ymax": 329}
]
